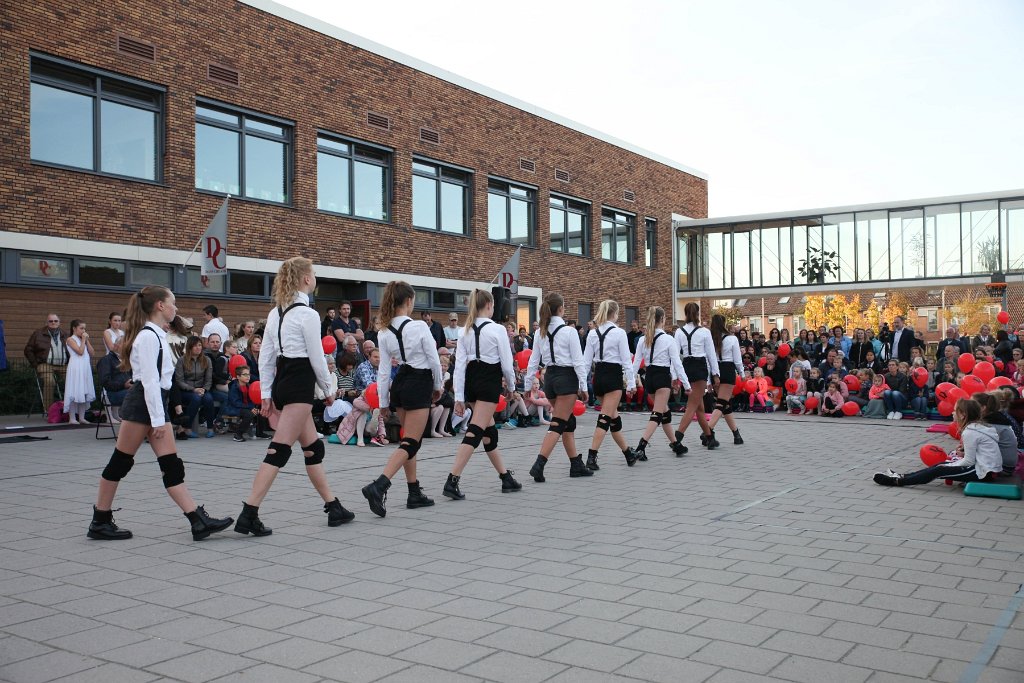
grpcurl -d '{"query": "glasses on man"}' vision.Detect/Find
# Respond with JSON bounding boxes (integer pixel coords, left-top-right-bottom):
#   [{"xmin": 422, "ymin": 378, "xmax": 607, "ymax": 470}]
[{"xmin": 47, "ymin": 319, "xmax": 59, "ymax": 323}]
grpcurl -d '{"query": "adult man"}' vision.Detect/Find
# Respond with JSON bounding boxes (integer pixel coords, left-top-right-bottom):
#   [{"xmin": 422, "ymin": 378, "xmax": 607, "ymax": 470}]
[
  {"xmin": 937, "ymin": 327, "xmax": 966, "ymax": 366},
  {"xmin": 887, "ymin": 316, "xmax": 917, "ymax": 363},
  {"xmin": 321, "ymin": 307, "xmax": 337, "ymax": 338},
  {"xmin": 97, "ymin": 344, "xmax": 132, "ymax": 420},
  {"xmin": 972, "ymin": 324, "xmax": 995, "ymax": 352},
  {"xmin": 421, "ymin": 311, "xmax": 446, "ymax": 349},
  {"xmin": 529, "ymin": 321, "xmax": 540, "ymax": 351},
  {"xmin": 24, "ymin": 313, "xmax": 68, "ymax": 410},
  {"xmin": 627, "ymin": 319, "xmax": 642, "ymax": 354},
  {"xmin": 331, "ymin": 301, "xmax": 363, "ymax": 346},
  {"xmin": 444, "ymin": 313, "xmax": 462, "ymax": 351},
  {"xmin": 201, "ymin": 305, "xmax": 229, "ymax": 351},
  {"xmin": 341, "ymin": 335, "xmax": 365, "ymax": 366},
  {"xmin": 361, "ymin": 340, "xmax": 376, "ymax": 358},
  {"xmin": 204, "ymin": 334, "xmax": 230, "ymax": 412}
]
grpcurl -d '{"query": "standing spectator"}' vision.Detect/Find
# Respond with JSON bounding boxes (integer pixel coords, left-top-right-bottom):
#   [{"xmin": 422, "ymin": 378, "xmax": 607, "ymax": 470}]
[
  {"xmin": 98, "ymin": 344, "xmax": 132, "ymax": 423},
  {"xmin": 200, "ymin": 305, "xmax": 229, "ymax": 352},
  {"xmin": 936, "ymin": 327, "xmax": 967, "ymax": 362},
  {"xmin": 330, "ymin": 301, "xmax": 363, "ymax": 346},
  {"xmin": 321, "ymin": 307, "xmax": 337, "ymax": 338},
  {"xmin": 529, "ymin": 321, "xmax": 540, "ymax": 351},
  {"xmin": 103, "ymin": 312, "xmax": 125, "ymax": 355},
  {"xmin": 886, "ymin": 316, "xmax": 916, "ymax": 363},
  {"xmin": 444, "ymin": 313, "xmax": 462, "ymax": 351},
  {"xmin": 364, "ymin": 314, "xmax": 380, "ymax": 347},
  {"xmin": 234, "ymin": 320, "xmax": 256, "ymax": 353},
  {"xmin": 994, "ymin": 329, "xmax": 1015, "ymax": 370},
  {"xmin": 973, "ymin": 324, "xmax": 995, "ymax": 352},
  {"xmin": 627, "ymin": 319, "xmax": 642, "ymax": 355},
  {"xmin": 421, "ymin": 311, "xmax": 446, "ymax": 349},
  {"xmin": 24, "ymin": 313, "xmax": 68, "ymax": 411},
  {"xmin": 64, "ymin": 319, "xmax": 97, "ymax": 424},
  {"xmin": 848, "ymin": 329, "xmax": 872, "ymax": 368},
  {"xmin": 242, "ymin": 335, "xmax": 261, "ymax": 381},
  {"xmin": 175, "ymin": 336, "xmax": 215, "ymax": 438}
]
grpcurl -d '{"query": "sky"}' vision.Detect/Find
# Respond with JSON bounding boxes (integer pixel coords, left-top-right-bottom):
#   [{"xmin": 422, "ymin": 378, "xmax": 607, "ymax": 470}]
[{"xmin": 276, "ymin": 0, "xmax": 1024, "ymax": 218}]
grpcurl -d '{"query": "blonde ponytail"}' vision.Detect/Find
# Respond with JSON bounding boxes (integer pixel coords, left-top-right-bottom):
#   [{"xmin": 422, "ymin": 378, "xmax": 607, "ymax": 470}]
[
  {"xmin": 464, "ymin": 289, "xmax": 493, "ymax": 335},
  {"xmin": 644, "ymin": 306, "xmax": 664, "ymax": 342},
  {"xmin": 593, "ymin": 299, "xmax": 618, "ymax": 327},
  {"xmin": 379, "ymin": 280, "xmax": 415, "ymax": 329}
]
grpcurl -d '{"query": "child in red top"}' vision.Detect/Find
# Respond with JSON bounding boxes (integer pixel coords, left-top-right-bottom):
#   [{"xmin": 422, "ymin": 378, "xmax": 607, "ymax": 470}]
[{"xmin": 749, "ymin": 367, "xmax": 770, "ymax": 411}]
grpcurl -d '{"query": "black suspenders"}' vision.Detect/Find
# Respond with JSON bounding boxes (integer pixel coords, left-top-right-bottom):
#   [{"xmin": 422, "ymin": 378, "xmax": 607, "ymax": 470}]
[
  {"xmin": 547, "ymin": 324, "xmax": 567, "ymax": 365},
  {"xmin": 472, "ymin": 321, "xmax": 491, "ymax": 361},
  {"xmin": 596, "ymin": 326, "xmax": 612, "ymax": 360},
  {"xmin": 140, "ymin": 326, "xmax": 163, "ymax": 372},
  {"xmin": 387, "ymin": 319, "xmax": 412, "ymax": 362},
  {"xmin": 276, "ymin": 302, "xmax": 306, "ymax": 355},
  {"xmin": 680, "ymin": 326, "xmax": 697, "ymax": 355},
  {"xmin": 649, "ymin": 332, "xmax": 664, "ymax": 364}
]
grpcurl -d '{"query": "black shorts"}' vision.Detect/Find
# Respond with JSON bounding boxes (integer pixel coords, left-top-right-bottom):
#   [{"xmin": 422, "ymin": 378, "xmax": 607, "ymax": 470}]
[
  {"xmin": 120, "ymin": 383, "xmax": 169, "ymax": 425},
  {"xmin": 593, "ymin": 362, "xmax": 624, "ymax": 397},
  {"xmin": 683, "ymin": 356, "xmax": 709, "ymax": 383},
  {"xmin": 465, "ymin": 361, "xmax": 502, "ymax": 403},
  {"xmin": 391, "ymin": 365, "xmax": 434, "ymax": 410},
  {"xmin": 719, "ymin": 363, "xmax": 738, "ymax": 385},
  {"xmin": 644, "ymin": 365, "xmax": 672, "ymax": 393},
  {"xmin": 271, "ymin": 357, "xmax": 316, "ymax": 410},
  {"xmin": 544, "ymin": 366, "xmax": 579, "ymax": 397}
]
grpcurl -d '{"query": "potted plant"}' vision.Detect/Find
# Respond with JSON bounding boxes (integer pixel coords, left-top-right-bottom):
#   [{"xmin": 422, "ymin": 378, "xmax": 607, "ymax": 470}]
[{"xmin": 798, "ymin": 248, "xmax": 838, "ymax": 284}]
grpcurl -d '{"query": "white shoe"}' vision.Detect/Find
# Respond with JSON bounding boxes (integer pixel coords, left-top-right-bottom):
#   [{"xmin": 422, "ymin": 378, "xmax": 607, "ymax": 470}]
[{"xmin": 886, "ymin": 412, "xmax": 895, "ymax": 420}]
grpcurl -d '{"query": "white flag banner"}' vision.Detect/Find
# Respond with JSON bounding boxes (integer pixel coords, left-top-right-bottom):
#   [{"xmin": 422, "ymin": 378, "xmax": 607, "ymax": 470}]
[
  {"xmin": 200, "ymin": 197, "xmax": 229, "ymax": 276},
  {"xmin": 498, "ymin": 246, "xmax": 521, "ymax": 297}
]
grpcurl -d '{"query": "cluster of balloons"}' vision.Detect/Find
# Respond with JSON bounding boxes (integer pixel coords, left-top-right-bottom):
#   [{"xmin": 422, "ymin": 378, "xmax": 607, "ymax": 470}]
[{"xmin": 515, "ymin": 350, "xmax": 531, "ymax": 370}]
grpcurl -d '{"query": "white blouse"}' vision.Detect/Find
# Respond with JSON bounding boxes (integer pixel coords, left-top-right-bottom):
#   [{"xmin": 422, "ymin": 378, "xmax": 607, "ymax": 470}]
[
  {"xmin": 631, "ymin": 330, "xmax": 689, "ymax": 389},
  {"xmin": 583, "ymin": 322, "xmax": 636, "ymax": 392},
  {"xmin": 676, "ymin": 323, "xmax": 721, "ymax": 376},
  {"xmin": 377, "ymin": 315, "xmax": 443, "ymax": 409},
  {"xmin": 453, "ymin": 318, "xmax": 517, "ymax": 402},
  {"xmin": 719, "ymin": 334, "xmax": 744, "ymax": 374},
  {"xmin": 130, "ymin": 322, "xmax": 174, "ymax": 428},
  {"xmin": 104, "ymin": 328, "xmax": 125, "ymax": 355},
  {"xmin": 524, "ymin": 316, "xmax": 587, "ymax": 392},
  {"xmin": 259, "ymin": 292, "xmax": 333, "ymax": 399}
]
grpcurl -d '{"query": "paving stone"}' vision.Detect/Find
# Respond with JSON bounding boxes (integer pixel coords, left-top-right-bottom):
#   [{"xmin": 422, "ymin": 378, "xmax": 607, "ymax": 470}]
[
  {"xmin": 461, "ymin": 650, "xmax": 568, "ymax": 683},
  {"xmin": 769, "ymin": 655, "xmax": 873, "ymax": 683},
  {"xmin": 0, "ymin": 651, "xmax": 104, "ymax": 683},
  {"xmin": 49, "ymin": 662, "xmax": 161, "ymax": 683},
  {"xmin": 302, "ymin": 650, "xmax": 413, "ymax": 682},
  {"xmin": 334, "ymin": 625, "xmax": 430, "ymax": 655},
  {"xmin": 615, "ymin": 653, "xmax": 719, "ymax": 683},
  {"xmin": 542, "ymin": 638, "xmax": 641, "ymax": 672},
  {"xmin": 761, "ymin": 630, "xmax": 856, "ymax": 661},
  {"xmin": 842, "ymin": 644, "xmax": 940, "ymax": 678},
  {"xmin": 474, "ymin": 625, "xmax": 571, "ymax": 657},
  {"xmin": 395, "ymin": 636, "xmax": 495, "ymax": 670},
  {"xmin": 549, "ymin": 616, "xmax": 639, "ymax": 645},
  {"xmin": 691, "ymin": 639, "xmax": 789, "ymax": 674},
  {"xmin": 145, "ymin": 648, "xmax": 257, "ymax": 682},
  {"xmin": 209, "ymin": 662, "xmax": 320, "ymax": 683}
]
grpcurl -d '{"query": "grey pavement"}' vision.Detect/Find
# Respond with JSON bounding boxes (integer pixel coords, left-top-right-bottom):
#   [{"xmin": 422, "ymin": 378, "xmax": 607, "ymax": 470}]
[{"xmin": 1, "ymin": 411, "xmax": 1023, "ymax": 682}]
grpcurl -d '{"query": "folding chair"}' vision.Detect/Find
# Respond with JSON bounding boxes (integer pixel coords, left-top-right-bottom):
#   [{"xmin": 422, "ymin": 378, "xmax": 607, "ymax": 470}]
[
  {"xmin": 95, "ymin": 389, "xmax": 118, "ymax": 440},
  {"xmin": 27, "ymin": 369, "xmax": 62, "ymax": 419}
]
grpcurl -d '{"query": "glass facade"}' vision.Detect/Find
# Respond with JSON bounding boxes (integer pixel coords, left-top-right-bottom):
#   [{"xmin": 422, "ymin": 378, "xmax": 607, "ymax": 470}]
[
  {"xmin": 316, "ymin": 133, "xmax": 390, "ymax": 221},
  {"xmin": 677, "ymin": 196, "xmax": 1024, "ymax": 291},
  {"xmin": 412, "ymin": 159, "xmax": 470, "ymax": 234},
  {"xmin": 487, "ymin": 178, "xmax": 535, "ymax": 245}
]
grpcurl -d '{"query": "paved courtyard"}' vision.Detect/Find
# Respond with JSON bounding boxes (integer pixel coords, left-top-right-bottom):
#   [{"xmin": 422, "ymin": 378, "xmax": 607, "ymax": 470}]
[{"xmin": 0, "ymin": 411, "xmax": 1022, "ymax": 683}]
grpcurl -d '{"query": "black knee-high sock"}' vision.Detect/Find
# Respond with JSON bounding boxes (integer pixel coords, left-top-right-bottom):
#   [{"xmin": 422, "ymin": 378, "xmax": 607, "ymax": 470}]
[
  {"xmin": 637, "ymin": 438, "xmax": 648, "ymax": 450},
  {"xmin": 587, "ymin": 448, "xmax": 598, "ymax": 458}
]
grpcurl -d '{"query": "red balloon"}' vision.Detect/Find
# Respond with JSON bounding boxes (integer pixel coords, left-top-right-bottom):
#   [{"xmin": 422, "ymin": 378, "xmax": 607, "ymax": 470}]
[
  {"xmin": 920, "ymin": 444, "xmax": 948, "ymax": 467},
  {"xmin": 757, "ymin": 357, "xmax": 768, "ymax": 367},
  {"xmin": 573, "ymin": 400, "xmax": 586, "ymax": 416},
  {"xmin": 778, "ymin": 343, "xmax": 791, "ymax": 358},
  {"xmin": 937, "ymin": 400, "xmax": 955, "ymax": 416},
  {"xmin": 843, "ymin": 375, "xmax": 861, "ymax": 392},
  {"xmin": 995, "ymin": 360, "xmax": 1005, "ymax": 372},
  {"xmin": 960, "ymin": 375, "xmax": 986, "ymax": 396},
  {"xmin": 948, "ymin": 422, "xmax": 961, "ymax": 440},
  {"xmin": 947, "ymin": 387, "xmax": 969, "ymax": 403},
  {"xmin": 804, "ymin": 396, "xmax": 819, "ymax": 411},
  {"xmin": 365, "ymin": 383, "xmax": 380, "ymax": 409},
  {"xmin": 841, "ymin": 401, "xmax": 860, "ymax": 416},
  {"xmin": 785, "ymin": 378, "xmax": 798, "ymax": 393},
  {"xmin": 973, "ymin": 361, "xmax": 995, "ymax": 384},
  {"xmin": 911, "ymin": 367, "xmax": 929, "ymax": 388},
  {"xmin": 745, "ymin": 379, "xmax": 757, "ymax": 393},
  {"xmin": 228, "ymin": 354, "xmax": 247, "ymax": 378},
  {"xmin": 496, "ymin": 395, "xmax": 507, "ymax": 412},
  {"xmin": 989, "ymin": 376, "xmax": 1014, "ymax": 390},
  {"xmin": 516, "ymin": 350, "xmax": 531, "ymax": 370},
  {"xmin": 322, "ymin": 335, "xmax": 337, "ymax": 354},
  {"xmin": 764, "ymin": 376, "xmax": 773, "ymax": 387},
  {"xmin": 248, "ymin": 380, "xmax": 261, "ymax": 404},
  {"xmin": 935, "ymin": 382, "xmax": 955, "ymax": 402},
  {"xmin": 732, "ymin": 383, "xmax": 744, "ymax": 396},
  {"xmin": 958, "ymin": 354, "xmax": 976, "ymax": 373},
  {"xmin": 998, "ymin": 310, "xmax": 1010, "ymax": 324}
]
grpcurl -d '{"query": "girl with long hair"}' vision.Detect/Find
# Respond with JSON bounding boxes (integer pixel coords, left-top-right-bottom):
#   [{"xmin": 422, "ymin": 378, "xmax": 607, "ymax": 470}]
[
  {"xmin": 705, "ymin": 314, "xmax": 744, "ymax": 445},
  {"xmin": 360, "ymin": 281, "xmax": 441, "ymax": 516},
  {"xmin": 524, "ymin": 293, "xmax": 593, "ymax": 481},
  {"xmin": 64, "ymin": 319, "xmax": 97, "ymax": 424},
  {"xmin": 443, "ymin": 289, "xmax": 522, "ymax": 500},
  {"xmin": 87, "ymin": 286, "xmax": 232, "ymax": 541},
  {"xmin": 235, "ymin": 257, "xmax": 354, "ymax": 536},
  {"xmin": 631, "ymin": 306, "xmax": 688, "ymax": 460},
  {"xmin": 104, "ymin": 311, "xmax": 124, "ymax": 354},
  {"xmin": 582, "ymin": 299, "xmax": 638, "ymax": 469},
  {"xmin": 235, "ymin": 320, "xmax": 256, "ymax": 353},
  {"xmin": 674, "ymin": 302, "xmax": 720, "ymax": 450}
]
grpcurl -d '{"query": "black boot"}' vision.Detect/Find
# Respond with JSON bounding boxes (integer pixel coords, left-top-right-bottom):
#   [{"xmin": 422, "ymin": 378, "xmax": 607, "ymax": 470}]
[
  {"xmin": 569, "ymin": 454, "xmax": 594, "ymax": 477},
  {"xmin": 622, "ymin": 447, "xmax": 638, "ymax": 467},
  {"xmin": 500, "ymin": 470, "xmax": 522, "ymax": 492},
  {"xmin": 706, "ymin": 429, "xmax": 719, "ymax": 450},
  {"xmin": 443, "ymin": 473, "xmax": 465, "ymax": 500},
  {"xmin": 186, "ymin": 505, "xmax": 233, "ymax": 541},
  {"xmin": 362, "ymin": 475, "xmax": 391, "ymax": 517},
  {"xmin": 324, "ymin": 498, "xmax": 355, "ymax": 526},
  {"xmin": 407, "ymin": 480, "xmax": 435, "ymax": 509},
  {"xmin": 586, "ymin": 449, "xmax": 600, "ymax": 471},
  {"xmin": 530, "ymin": 455, "xmax": 548, "ymax": 482},
  {"xmin": 733, "ymin": 429, "xmax": 743, "ymax": 445},
  {"xmin": 635, "ymin": 439, "xmax": 649, "ymax": 462},
  {"xmin": 671, "ymin": 440, "xmax": 688, "ymax": 457},
  {"xmin": 87, "ymin": 506, "xmax": 132, "ymax": 540},
  {"xmin": 234, "ymin": 502, "xmax": 272, "ymax": 536}
]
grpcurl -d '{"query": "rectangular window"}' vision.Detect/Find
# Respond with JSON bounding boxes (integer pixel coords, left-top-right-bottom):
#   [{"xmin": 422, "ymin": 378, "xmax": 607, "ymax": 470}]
[
  {"xmin": 20, "ymin": 255, "xmax": 71, "ymax": 282},
  {"xmin": 412, "ymin": 159, "xmax": 471, "ymax": 234},
  {"xmin": 487, "ymin": 178, "xmax": 535, "ymax": 245},
  {"xmin": 230, "ymin": 272, "xmax": 268, "ymax": 296},
  {"xmin": 925, "ymin": 204, "xmax": 961, "ymax": 277},
  {"xmin": 963, "ymin": 201, "xmax": 999, "ymax": 275},
  {"xmin": 549, "ymin": 195, "xmax": 590, "ymax": 256},
  {"xmin": 601, "ymin": 209, "xmax": 635, "ymax": 264},
  {"xmin": 625, "ymin": 306, "xmax": 639, "ymax": 327},
  {"xmin": 577, "ymin": 302, "xmax": 592, "ymax": 325},
  {"xmin": 186, "ymin": 267, "xmax": 226, "ymax": 294},
  {"xmin": 1001, "ymin": 199, "xmax": 1024, "ymax": 272},
  {"xmin": 923, "ymin": 308, "xmax": 938, "ymax": 332},
  {"xmin": 195, "ymin": 101, "xmax": 291, "ymax": 204},
  {"xmin": 748, "ymin": 316, "xmax": 763, "ymax": 333},
  {"xmin": 79, "ymin": 259, "xmax": 125, "ymax": 287},
  {"xmin": 316, "ymin": 133, "xmax": 390, "ymax": 221},
  {"xmin": 30, "ymin": 54, "xmax": 162, "ymax": 181},
  {"xmin": 415, "ymin": 289, "xmax": 430, "ymax": 309},
  {"xmin": 129, "ymin": 264, "xmax": 172, "ymax": 288},
  {"xmin": 645, "ymin": 218, "xmax": 657, "ymax": 268},
  {"xmin": 433, "ymin": 291, "xmax": 456, "ymax": 309}
]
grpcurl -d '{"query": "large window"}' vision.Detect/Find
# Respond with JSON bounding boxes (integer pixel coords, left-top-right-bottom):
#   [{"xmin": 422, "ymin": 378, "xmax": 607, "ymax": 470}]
[
  {"xmin": 645, "ymin": 218, "xmax": 657, "ymax": 268},
  {"xmin": 925, "ymin": 204, "xmax": 960, "ymax": 277},
  {"xmin": 412, "ymin": 159, "xmax": 471, "ymax": 234},
  {"xmin": 488, "ymin": 179, "xmax": 535, "ymax": 245},
  {"xmin": 577, "ymin": 302, "xmax": 592, "ymax": 325},
  {"xmin": 195, "ymin": 101, "xmax": 291, "ymax": 204},
  {"xmin": 316, "ymin": 134, "xmax": 390, "ymax": 221},
  {"xmin": 30, "ymin": 54, "xmax": 162, "ymax": 181},
  {"xmin": 550, "ymin": 195, "xmax": 589, "ymax": 256},
  {"xmin": 891, "ymin": 209, "xmax": 923, "ymax": 279},
  {"xmin": 79, "ymin": 259, "xmax": 125, "ymax": 287},
  {"xmin": 1001, "ymin": 200, "xmax": 1024, "ymax": 272},
  {"xmin": 963, "ymin": 201, "xmax": 998, "ymax": 274},
  {"xmin": 601, "ymin": 209, "xmax": 635, "ymax": 264}
]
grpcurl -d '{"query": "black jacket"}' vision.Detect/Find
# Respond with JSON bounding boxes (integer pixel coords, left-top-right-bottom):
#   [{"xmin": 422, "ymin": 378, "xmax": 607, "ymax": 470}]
[{"xmin": 97, "ymin": 351, "xmax": 131, "ymax": 393}]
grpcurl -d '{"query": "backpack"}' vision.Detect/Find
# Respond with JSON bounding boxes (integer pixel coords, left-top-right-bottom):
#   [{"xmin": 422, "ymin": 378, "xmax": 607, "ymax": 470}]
[{"xmin": 47, "ymin": 401, "xmax": 68, "ymax": 424}]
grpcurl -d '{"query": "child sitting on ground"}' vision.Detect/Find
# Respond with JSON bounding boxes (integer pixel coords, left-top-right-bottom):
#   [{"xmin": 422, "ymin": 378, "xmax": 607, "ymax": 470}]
[
  {"xmin": 820, "ymin": 380, "xmax": 845, "ymax": 417},
  {"xmin": 975, "ymin": 391, "xmax": 1019, "ymax": 474},
  {"xmin": 749, "ymin": 367, "xmax": 770, "ymax": 412},
  {"xmin": 785, "ymin": 365, "xmax": 807, "ymax": 413},
  {"xmin": 223, "ymin": 366, "xmax": 261, "ymax": 442},
  {"xmin": 805, "ymin": 366, "xmax": 825, "ymax": 415},
  {"xmin": 862, "ymin": 371, "xmax": 889, "ymax": 418}
]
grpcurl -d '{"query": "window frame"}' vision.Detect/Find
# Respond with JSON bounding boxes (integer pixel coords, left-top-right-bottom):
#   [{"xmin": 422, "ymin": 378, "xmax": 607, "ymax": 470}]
[
  {"xmin": 549, "ymin": 192, "xmax": 591, "ymax": 256},
  {"xmin": 645, "ymin": 217, "xmax": 657, "ymax": 268},
  {"xmin": 315, "ymin": 130, "xmax": 393, "ymax": 223},
  {"xmin": 487, "ymin": 176, "xmax": 537, "ymax": 246},
  {"xmin": 29, "ymin": 51, "xmax": 165, "ymax": 183},
  {"xmin": 411, "ymin": 156, "xmax": 473, "ymax": 235},
  {"xmin": 194, "ymin": 96, "xmax": 294, "ymax": 206},
  {"xmin": 601, "ymin": 206, "xmax": 636, "ymax": 264}
]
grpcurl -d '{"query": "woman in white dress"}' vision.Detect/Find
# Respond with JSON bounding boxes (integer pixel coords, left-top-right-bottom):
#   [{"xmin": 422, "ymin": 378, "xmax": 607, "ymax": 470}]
[
  {"xmin": 104, "ymin": 312, "xmax": 125, "ymax": 354},
  {"xmin": 65, "ymin": 319, "xmax": 97, "ymax": 424}
]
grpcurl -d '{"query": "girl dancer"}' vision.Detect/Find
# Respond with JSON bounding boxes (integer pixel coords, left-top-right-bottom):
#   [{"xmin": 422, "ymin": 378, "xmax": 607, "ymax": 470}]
[
  {"xmin": 88, "ymin": 286, "xmax": 233, "ymax": 541},
  {"xmin": 360, "ymin": 281, "xmax": 440, "ymax": 516},
  {"xmin": 705, "ymin": 314, "xmax": 744, "ymax": 445},
  {"xmin": 582, "ymin": 299, "xmax": 639, "ymax": 469},
  {"xmin": 674, "ymin": 302, "xmax": 720, "ymax": 450},
  {"xmin": 524, "ymin": 293, "xmax": 593, "ymax": 481},
  {"xmin": 235, "ymin": 257, "xmax": 354, "ymax": 536},
  {"xmin": 631, "ymin": 306, "xmax": 689, "ymax": 460},
  {"xmin": 443, "ymin": 289, "xmax": 522, "ymax": 500}
]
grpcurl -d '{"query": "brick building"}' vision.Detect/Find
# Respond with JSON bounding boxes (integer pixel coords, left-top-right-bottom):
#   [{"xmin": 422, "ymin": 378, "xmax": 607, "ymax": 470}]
[{"xmin": 0, "ymin": 0, "xmax": 706, "ymax": 350}]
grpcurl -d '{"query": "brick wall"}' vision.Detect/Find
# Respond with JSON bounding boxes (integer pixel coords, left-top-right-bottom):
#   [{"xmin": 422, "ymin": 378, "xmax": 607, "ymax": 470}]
[{"xmin": 0, "ymin": 0, "xmax": 707, "ymax": 331}]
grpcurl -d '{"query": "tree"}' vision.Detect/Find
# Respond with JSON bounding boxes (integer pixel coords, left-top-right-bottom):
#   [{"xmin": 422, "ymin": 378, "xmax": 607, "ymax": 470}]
[
  {"xmin": 801, "ymin": 295, "xmax": 829, "ymax": 330},
  {"xmin": 950, "ymin": 290, "xmax": 997, "ymax": 334},
  {"xmin": 825, "ymin": 294, "xmax": 850, "ymax": 329},
  {"xmin": 710, "ymin": 305, "xmax": 742, "ymax": 328},
  {"xmin": 798, "ymin": 248, "xmax": 839, "ymax": 284},
  {"xmin": 881, "ymin": 291, "xmax": 914, "ymax": 326}
]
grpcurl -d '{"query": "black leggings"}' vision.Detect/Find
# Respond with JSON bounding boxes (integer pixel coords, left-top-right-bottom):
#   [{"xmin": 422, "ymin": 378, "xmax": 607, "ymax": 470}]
[{"xmin": 899, "ymin": 463, "xmax": 981, "ymax": 486}]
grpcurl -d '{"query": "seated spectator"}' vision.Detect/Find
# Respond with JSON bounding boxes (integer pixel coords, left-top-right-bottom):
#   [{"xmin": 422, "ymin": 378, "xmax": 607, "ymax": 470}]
[
  {"xmin": 324, "ymin": 353, "xmax": 360, "ymax": 431},
  {"xmin": 936, "ymin": 326, "xmax": 966, "ymax": 363},
  {"xmin": 975, "ymin": 391, "xmax": 1019, "ymax": 474},
  {"xmin": 904, "ymin": 363, "xmax": 929, "ymax": 420},
  {"xmin": 937, "ymin": 360, "xmax": 958, "ymax": 386},
  {"xmin": 340, "ymin": 334, "xmax": 364, "ymax": 366},
  {"xmin": 205, "ymin": 335, "xmax": 230, "ymax": 420},
  {"xmin": 846, "ymin": 368, "xmax": 871, "ymax": 412},
  {"xmin": 335, "ymin": 348, "xmax": 388, "ymax": 446},
  {"xmin": 785, "ymin": 365, "xmax": 807, "ymax": 413},
  {"xmin": 787, "ymin": 347, "xmax": 811, "ymax": 378},
  {"xmin": 234, "ymin": 320, "xmax": 256, "ymax": 353},
  {"xmin": 805, "ymin": 367, "xmax": 825, "ymax": 414},
  {"xmin": 361, "ymin": 339, "xmax": 376, "ymax": 359},
  {"xmin": 824, "ymin": 355, "xmax": 847, "ymax": 383},
  {"xmin": 222, "ymin": 366, "xmax": 262, "ymax": 442},
  {"xmin": 97, "ymin": 345, "xmax": 132, "ymax": 423},
  {"xmin": 820, "ymin": 380, "xmax": 845, "ymax": 417},
  {"xmin": 995, "ymin": 387, "xmax": 1024, "ymax": 450},
  {"xmin": 861, "ymin": 349, "xmax": 884, "ymax": 374},
  {"xmin": 883, "ymin": 359, "xmax": 908, "ymax": 420},
  {"xmin": 313, "ymin": 354, "xmax": 341, "ymax": 436},
  {"xmin": 175, "ymin": 335, "xmax": 215, "ymax": 438},
  {"xmin": 749, "ymin": 367, "xmax": 771, "ymax": 412},
  {"xmin": 24, "ymin": 312, "xmax": 68, "ymax": 411},
  {"xmin": 862, "ymin": 370, "xmax": 889, "ymax": 418},
  {"xmin": 242, "ymin": 335, "xmax": 261, "ymax": 381}
]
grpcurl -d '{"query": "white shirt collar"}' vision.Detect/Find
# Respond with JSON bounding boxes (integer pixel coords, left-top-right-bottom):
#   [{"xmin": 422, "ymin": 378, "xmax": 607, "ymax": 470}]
[
  {"xmin": 294, "ymin": 291, "xmax": 310, "ymax": 306},
  {"xmin": 144, "ymin": 321, "xmax": 168, "ymax": 338}
]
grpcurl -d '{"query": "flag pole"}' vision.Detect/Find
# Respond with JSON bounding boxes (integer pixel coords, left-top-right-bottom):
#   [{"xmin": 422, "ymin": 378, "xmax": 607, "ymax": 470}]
[{"xmin": 183, "ymin": 194, "xmax": 229, "ymax": 269}]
